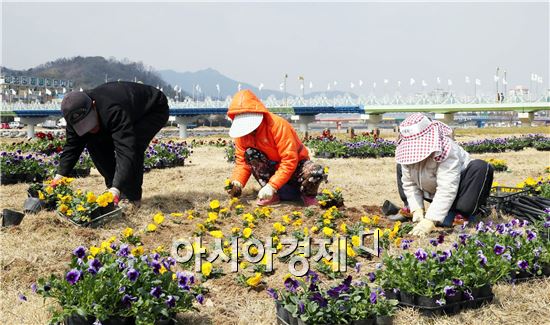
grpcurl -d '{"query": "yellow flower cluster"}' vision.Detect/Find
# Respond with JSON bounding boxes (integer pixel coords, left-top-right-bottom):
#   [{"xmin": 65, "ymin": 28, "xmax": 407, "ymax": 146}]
[{"xmin": 96, "ymin": 192, "xmax": 114, "ymax": 207}]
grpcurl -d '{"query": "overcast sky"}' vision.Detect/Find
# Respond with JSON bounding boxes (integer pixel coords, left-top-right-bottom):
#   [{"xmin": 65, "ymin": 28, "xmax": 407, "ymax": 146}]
[{"xmin": 2, "ymin": 1, "xmax": 549, "ymax": 95}]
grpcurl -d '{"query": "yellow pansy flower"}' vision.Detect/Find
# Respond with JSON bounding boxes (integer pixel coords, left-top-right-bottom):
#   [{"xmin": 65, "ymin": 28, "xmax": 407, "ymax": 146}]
[
  {"xmin": 122, "ymin": 227, "xmax": 134, "ymax": 238},
  {"xmin": 322, "ymin": 227, "xmax": 334, "ymax": 237},
  {"xmin": 273, "ymin": 222, "xmax": 286, "ymax": 234},
  {"xmin": 243, "ymin": 227, "xmax": 252, "ymax": 238},
  {"xmin": 246, "ymin": 273, "xmax": 262, "ymax": 287},
  {"xmin": 351, "ymin": 235, "xmax": 361, "ymax": 247},
  {"xmin": 153, "ymin": 212, "xmax": 165, "ymax": 225},
  {"xmin": 231, "ymin": 227, "xmax": 241, "ymax": 234},
  {"xmin": 59, "ymin": 204, "xmax": 69, "ymax": 213},
  {"xmin": 201, "ymin": 262, "xmax": 213, "ymax": 277},
  {"xmin": 146, "ymin": 223, "xmax": 157, "ymax": 232},
  {"xmin": 210, "ymin": 230, "xmax": 224, "ymax": 239},
  {"xmin": 209, "ymin": 200, "xmax": 220, "ymax": 210},
  {"xmin": 131, "ymin": 246, "xmax": 144, "ymax": 256},
  {"xmin": 361, "ymin": 216, "xmax": 371, "ymax": 224},
  {"xmin": 45, "ymin": 186, "xmax": 53, "ymax": 195},
  {"xmin": 170, "ymin": 212, "xmax": 183, "ymax": 217},
  {"xmin": 38, "ymin": 191, "xmax": 45, "ymax": 200},
  {"xmin": 89, "ymin": 246, "xmax": 101, "ymax": 257},
  {"xmin": 340, "ymin": 223, "xmax": 347, "ymax": 233}
]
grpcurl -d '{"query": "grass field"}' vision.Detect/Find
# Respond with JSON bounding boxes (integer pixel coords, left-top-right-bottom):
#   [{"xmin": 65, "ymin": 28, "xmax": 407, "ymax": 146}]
[{"xmin": 0, "ymin": 129, "xmax": 549, "ymax": 325}]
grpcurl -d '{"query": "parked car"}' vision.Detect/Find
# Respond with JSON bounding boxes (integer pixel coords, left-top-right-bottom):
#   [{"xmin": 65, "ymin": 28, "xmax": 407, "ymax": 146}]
[
  {"xmin": 9, "ymin": 121, "xmax": 23, "ymax": 129},
  {"xmin": 0, "ymin": 123, "xmax": 10, "ymax": 129}
]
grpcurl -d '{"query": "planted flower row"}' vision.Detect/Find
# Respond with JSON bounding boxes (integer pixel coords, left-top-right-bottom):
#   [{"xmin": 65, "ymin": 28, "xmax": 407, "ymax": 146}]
[
  {"xmin": 375, "ymin": 216, "xmax": 550, "ymax": 313},
  {"xmin": 144, "ymin": 141, "xmax": 191, "ymax": 171},
  {"xmin": 33, "ymin": 236, "xmax": 205, "ymax": 325},
  {"xmin": 303, "ymin": 134, "xmax": 550, "ymax": 159}
]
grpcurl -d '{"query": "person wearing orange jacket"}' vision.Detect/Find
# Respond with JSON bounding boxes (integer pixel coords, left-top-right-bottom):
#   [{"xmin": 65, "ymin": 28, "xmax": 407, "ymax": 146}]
[{"xmin": 226, "ymin": 90, "xmax": 326, "ymax": 206}]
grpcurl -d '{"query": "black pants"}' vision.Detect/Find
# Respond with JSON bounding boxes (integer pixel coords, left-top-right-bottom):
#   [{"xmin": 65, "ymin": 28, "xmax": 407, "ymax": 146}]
[
  {"xmin": 396, "ymin": 159, "xmax": 494, "ymax": 217},
  {"xmin": 87, "ymin": 102, "xmax": 169, "ymax": 201}
]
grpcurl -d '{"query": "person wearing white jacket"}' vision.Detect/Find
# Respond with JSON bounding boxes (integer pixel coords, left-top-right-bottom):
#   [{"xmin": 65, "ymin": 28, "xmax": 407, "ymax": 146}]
[{"xmin": 395, "ymin": 113, "xmax": 494, "ymax": 236}]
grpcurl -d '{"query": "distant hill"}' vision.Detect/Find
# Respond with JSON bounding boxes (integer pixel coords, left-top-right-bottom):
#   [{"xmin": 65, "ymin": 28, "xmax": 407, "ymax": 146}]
[
  {"xmin": 159, "ymin": 68, "xmax": 289, "ymax": 100},
  {"xmin": 1, "ymin": 56, "xmax": 183, "ymax": 97}
]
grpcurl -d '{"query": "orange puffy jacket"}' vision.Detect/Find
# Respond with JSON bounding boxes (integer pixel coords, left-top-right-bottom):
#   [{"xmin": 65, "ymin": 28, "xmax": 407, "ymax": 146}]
[{"xmin": 228, "ymin": 90, "xmax": 309, "ymax": 190}]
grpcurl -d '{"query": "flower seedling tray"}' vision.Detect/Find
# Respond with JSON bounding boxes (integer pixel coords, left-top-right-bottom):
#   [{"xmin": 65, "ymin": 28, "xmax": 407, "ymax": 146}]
[
  {"xmin": 275, "ymin": 303, "xmax": 393, "ymax": 325},
  {"xmin": 56, "ymin": 207, "xmax": 123, "ymax": 228},
  {"xmin": 397, "ymin": 291, "xmax": 494, "ymax": 316},
  {"xmin": 488, "ymin": 186, "xmax": 533, "ymax": 218}
]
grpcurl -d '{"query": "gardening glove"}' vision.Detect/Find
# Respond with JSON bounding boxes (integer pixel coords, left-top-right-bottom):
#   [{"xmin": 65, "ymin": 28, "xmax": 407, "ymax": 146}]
[
  {"xmin": 409, "ymin": 218, "xmax": 436, "ymax": 237},
  {"xmin": 258, "ymin": 184, "xmax": 276, "ymax": 200},
  {"xmin": 412, "ymin": 208, "xmax": 425, "ymax": 223},
  {"xmin": 108, "ymin": 187, "xmax": 121, "ymax": 205},
  {"xmin": 227, "ymin": 180, "xmax": 243, "ymax": 197}
]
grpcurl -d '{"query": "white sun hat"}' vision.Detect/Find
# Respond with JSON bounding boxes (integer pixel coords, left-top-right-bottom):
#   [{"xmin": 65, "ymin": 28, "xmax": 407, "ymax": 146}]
[{"xmin": 228, "ymin": 113, "xmax": 264, "ymax": 138}]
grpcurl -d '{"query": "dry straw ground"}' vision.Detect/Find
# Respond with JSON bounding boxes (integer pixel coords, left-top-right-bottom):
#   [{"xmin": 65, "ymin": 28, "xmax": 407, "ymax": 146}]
[{"xmin": 1, "ymin": 128, "xmax": 549, "ymax": 325}]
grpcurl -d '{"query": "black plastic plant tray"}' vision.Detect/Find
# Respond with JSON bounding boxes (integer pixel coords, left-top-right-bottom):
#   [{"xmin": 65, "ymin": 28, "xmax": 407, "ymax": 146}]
[
  {"xmin": 397, "ymin": 294, "xmax": 494, "ymax": 317},
  {"xmin": 56, "ymin": 207, "xmax": 123, "ymax": 228},
  {"xmin": 488, "ymin": 186, "xmax": 532, "ymax": 202}
]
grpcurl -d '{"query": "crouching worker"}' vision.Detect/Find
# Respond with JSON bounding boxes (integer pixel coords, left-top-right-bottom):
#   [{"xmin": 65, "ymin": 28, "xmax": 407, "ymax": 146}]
[
  {"xmin": 56, "ymin": 82, "xmax": 169, "ymax": 211},
  {"xmin": 395, "ymin": 113, "xmax": 494, "ymax": 236},
  {"xmin": 226, "ymin": 90, "xmax": 326, "ymax": 206}
]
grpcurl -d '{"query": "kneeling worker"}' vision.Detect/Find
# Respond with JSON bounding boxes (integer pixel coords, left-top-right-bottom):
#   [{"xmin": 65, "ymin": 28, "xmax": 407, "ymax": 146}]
[
  {"xmin": 396, "ymin": 113, "xmax": 494, "ymax": 236},
  {"xmin": 226, "ymin": 90, "xmax": 326, "ymax": 206},
  {"xmin": 56, "ymin": 82, "xmax": 169, "ymax": 210}
]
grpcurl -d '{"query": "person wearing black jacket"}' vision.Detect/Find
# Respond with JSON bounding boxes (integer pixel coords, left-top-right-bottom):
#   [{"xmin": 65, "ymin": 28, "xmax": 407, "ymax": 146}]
[{"xmin": 56, "ymin": 82, "xmax": 169, "ymax": 209}]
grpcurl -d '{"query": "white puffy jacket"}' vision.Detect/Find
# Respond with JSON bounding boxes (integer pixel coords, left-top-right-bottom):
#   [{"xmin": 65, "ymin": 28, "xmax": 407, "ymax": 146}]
[{"xmin": 401, "ymin": 141, "xmax": 471, "ymax": 223}]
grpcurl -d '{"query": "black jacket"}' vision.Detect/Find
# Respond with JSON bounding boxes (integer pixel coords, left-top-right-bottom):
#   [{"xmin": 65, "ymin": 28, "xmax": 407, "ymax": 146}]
[{"xmin": 58, "ymin": 82, "xmax": 168, "ymax": 189}]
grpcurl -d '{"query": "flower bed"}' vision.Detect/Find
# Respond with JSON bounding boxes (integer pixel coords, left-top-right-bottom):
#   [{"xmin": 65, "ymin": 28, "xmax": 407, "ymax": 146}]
[
  {"xmin": 33, "ymin": 238, "xmax": 204, "ymax": 325},
  {"xmin": 271, "ymin": 273, "xmax": 397, "ymax": 325},
  {"xmin": 375, "ymin": 217, "xmax": 550, "ymax": 315},
  {"xmin": 303, "ymin": 134, "xmax": 550, "ymax": 159},
  {"xmin": 143, "ymin": 141, "xmax": 191, "ymax": 172},
  {"xmin": 484, "ymin": 158, "xmax": 508, "ymax": 172},
  {"xmin": 0, "ymin": 151, "xmax": 49, "ymax": 184}
]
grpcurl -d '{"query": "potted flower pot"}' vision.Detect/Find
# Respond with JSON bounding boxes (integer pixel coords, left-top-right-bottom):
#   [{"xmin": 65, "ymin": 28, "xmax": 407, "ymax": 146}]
[
  {"xmin": 478, "ymin": 284, "xmax": 492, "ymax": 298},
  {"xmin": 416, "ymin": 295, "xmax": 438, "ymax": 308},
  {"xmin": 382, "ymin": 200, "xmax": 400, "ymax": 216},
  {"xmin": 541, "ymin": 263, "xmax": 550, "ymax": 276},
  {"xmin": 399, "ymin": 291, "xmax": 416, "ymax": 305},
  {"xmin": 64, "ymin": 315, "xmax": 96, "ymax": 325},
  {"xmin": 23, "ymin": 197, "xmax": 42, "ymax": 214},
  {"xmin": 443, "ymin": 293, "xmax": 462, "ymax": 314},
  {"xmin": 514, "ymin": 269, "xmax": 532, "ymax": 280},
  {"xmin": 1, "ymin": 209, "xmax": 25, "ymax": 227},
  {"xmin": 65, "ymin": 315, "xmax": 135, "ymax": 325},
  {"xmin": 276, "ymin": 302, "xmax": 291, "ymax": 324},
  {"xmin": 352, "ymin": 318, "xmax": 375, "ymax": 325},
  {"xmin": 384, "ymin": 289, "xmax": 400, "ymax": 301},
  {"xmin": 375, "ymin": 315, "xmax": 393, "ymax": 325}
]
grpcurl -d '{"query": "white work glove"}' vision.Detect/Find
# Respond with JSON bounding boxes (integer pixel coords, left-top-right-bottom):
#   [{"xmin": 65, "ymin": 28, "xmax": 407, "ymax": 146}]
[
  {"xmin": 53, "ymin": 174, "xmax": 64, "ymax": 181},
  {"xmin": 228, "ymin": 180, "xmax": 243, "ymax": 197},
  {"xmin": 412, "ymin": 208, "xmax": 425, "ymax": 223},
  {"xmin": 409, "ymin": 218, "xmax": 436, "ymax": 237},
  {"xmin": 258, "ymin": 184, "xmax": 276, "ymax": 200},
  {"xmin": 108, "ymin": 187, "xmax": 121, "ymax": 204}
]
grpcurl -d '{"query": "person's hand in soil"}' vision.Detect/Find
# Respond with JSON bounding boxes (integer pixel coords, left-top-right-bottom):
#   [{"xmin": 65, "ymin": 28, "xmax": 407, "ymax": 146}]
[
  {"xmin": 227, "ymin": 180, "xmax": 242, "ymax": 197},
  {"xmin": 409, "ymin": 219, "xmax": 436, "ymax": 237}
]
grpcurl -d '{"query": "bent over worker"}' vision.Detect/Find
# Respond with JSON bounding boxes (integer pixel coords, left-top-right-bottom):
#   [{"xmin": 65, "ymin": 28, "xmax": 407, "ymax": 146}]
[
  {"xmin": 56, "ymin": 82, "xmax": 169, "ymax": 210},
  {"xmin": 226, "ymin": 90, "xmax": 326, "ymax": 206},
  {"xmin": 395, "ymin": 113, "xmax": 494, "ymax": 236}
]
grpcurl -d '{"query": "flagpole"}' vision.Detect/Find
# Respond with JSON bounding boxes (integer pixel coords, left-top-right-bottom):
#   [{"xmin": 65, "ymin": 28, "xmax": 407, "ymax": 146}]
[
  {"xmin": 495, "ymin": 67, "xmax": 499, "ymax": 102},
  {"xmin": 503, "ymin": 70, "xmax": 507, "ymax": 99}
]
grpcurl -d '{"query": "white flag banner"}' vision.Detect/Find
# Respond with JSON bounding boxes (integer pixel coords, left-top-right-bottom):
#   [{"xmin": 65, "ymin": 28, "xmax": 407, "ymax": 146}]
[
  {"xmin": 410, "ymin": 78, "xmax": 415, "ymax": 85},
  {"xmin": 333, "ymin": 81, "xmax": 338, "ymax": 86},
  {"xmin": 327, "ymin": 83, "xmax": 331, "ymax": 91},
  {"xmin": 216, "ymin": 84, "xmax": 220, "ymax": 92},
  {"xmin": 493, "ymin": 75, "xmax": 499, "ymax": 82},
  {"xmin": 279, "ymin": 82, "xmax": 284, "ymax": 91},
  {"xmin": 422, "ymin": 80, "xmax": 427, "ymax": 87},
  {"xmin": 237, "ymin": 83, "xmax": 242, "ymax": 91},
  {"xmin": 28, "ymin": 89, "xmax": 33, "ymax": 95},
  {"xmin": 62, "ymin": 87, "xmax": 67, "ymax": 94},
  {"xmin": 383, "ymin": 79, "xmax": 389, "ymax": 84},
  {"xmin": 475, "ymin": 79, "xmax": 481, "ymax": 86},
  {"xmin": 350, "ymin": 82, "xmax": 355, "ymax": 89},
  {"xmin": 300, "ymin": 84, "xmax": 304, "ymax": 90},
  {"xmin": 465, "ymin": 76, "xmax": 470, "ymax": 83},
  {"xmin": 46, "ymin": 88, "xmax": 52, "ymax": 95},
  {"xmin": 11, "ymin": 89, "xmax": 16, "ymax": 95},
  {"xmin": 258, "ymin": 83, "xmax": 264, "ymax": 91},
  {"xmin": 502, "ymin": 79, "xmax": 508, "ymax": 85},
  {"xmin": 173, "ymin": 85, "xmax": 179, "ymax": 91},
  {"xmin": 309, "ymin": 81, "xmax": 313, "ymax": 89},
  {"xmin": 448, "ymin": 79, "xmax": 453, "ymax": 86},
  {"xmin": 436, "ymin": 77, "xmax": 441, "ymax": 84},
  {"xmin": 38, "ymin": 91, "xmax": 42, "ymax": 96},
  {"xmin": 373, "ymin": 82, "xmax": 377, "ymax": 89},
  {"xmin": 538, "ymin": 76, "xmax": 543, "ymax": 83},
  {"xmin": 79, "ymin": 87, "xmax": 83, "ymax": 92},
  {"xmin": 359, "ymin": 80, "xmax": 363, "ymax": 87},
  {"xmin": 531, "ymin": 73, "xmax": 537, "ymax": 81},
  {"xmin": 397, "ymin": 81, "xmax": 401, "ymax": 88}
]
